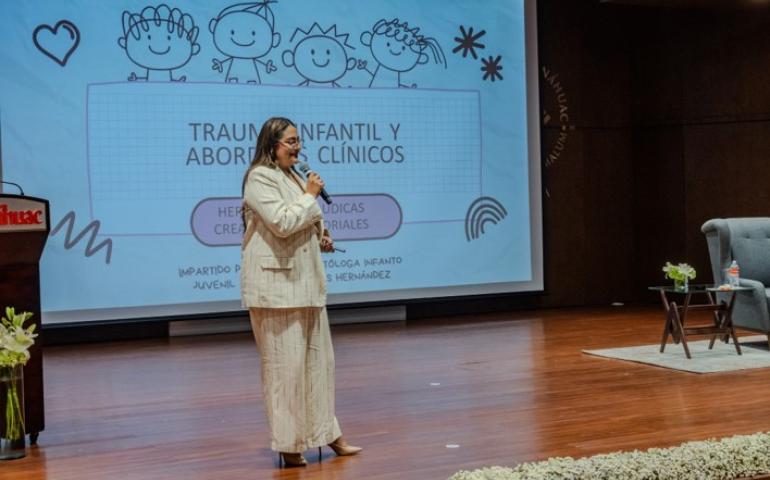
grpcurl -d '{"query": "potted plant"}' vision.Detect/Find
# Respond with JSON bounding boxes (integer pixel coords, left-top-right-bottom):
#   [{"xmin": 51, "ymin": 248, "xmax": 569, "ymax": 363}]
[
  {"xmin": 663, "ymin": 262, "xmax": 697, "ymax": 291},
  {"xmin": 0, "ymin": 307, "xmax": 36, "ymax": 460}
]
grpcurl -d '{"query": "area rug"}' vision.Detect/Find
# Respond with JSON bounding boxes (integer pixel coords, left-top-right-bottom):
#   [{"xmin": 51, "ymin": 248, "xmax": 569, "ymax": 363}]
[{"xmin": 583, "ymin": 335, "xmax": 770, "ymax": 373}]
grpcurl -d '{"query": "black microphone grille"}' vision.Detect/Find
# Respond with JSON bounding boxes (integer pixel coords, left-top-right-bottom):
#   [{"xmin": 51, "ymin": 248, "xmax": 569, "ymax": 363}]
[{"xmin": 297, "ymin": 161, "xmax": 311, "ymax": 174}]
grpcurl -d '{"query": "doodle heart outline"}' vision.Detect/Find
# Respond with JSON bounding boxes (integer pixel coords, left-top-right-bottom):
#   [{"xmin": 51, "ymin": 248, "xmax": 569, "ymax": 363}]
[{"xmin": 33, "ymin": 20, "xmax": 80, "ymax": 67}]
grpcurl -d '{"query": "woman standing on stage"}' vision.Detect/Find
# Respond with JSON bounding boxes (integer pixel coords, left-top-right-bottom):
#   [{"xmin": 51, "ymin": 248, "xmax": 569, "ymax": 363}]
[{"xmin": 240, "ymin": 116, "xmax": 361, "ymax": 467}]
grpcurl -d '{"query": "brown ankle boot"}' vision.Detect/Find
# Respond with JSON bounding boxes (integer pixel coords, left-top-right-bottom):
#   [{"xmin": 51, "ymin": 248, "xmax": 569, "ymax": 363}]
[{"xmin": 279, "ymin": 452, "xmax": 307, "ymax": 467}]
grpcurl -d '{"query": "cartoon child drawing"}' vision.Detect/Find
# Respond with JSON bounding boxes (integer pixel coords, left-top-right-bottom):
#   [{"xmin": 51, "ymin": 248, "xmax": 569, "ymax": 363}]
[
  {"xmin": 209, "ymin": 1, "xmax": 281, "ymax": 84},
  {"xmin": 282, "ymin": 23, "xmax": 357, "ymax": 87},
  {"xmin": 359, "ymin": 18, "xmax": 446, "ymax": 88},
  {"xmin": 118, "ymin": 4, "xmax": 200, "ymax": 82}
]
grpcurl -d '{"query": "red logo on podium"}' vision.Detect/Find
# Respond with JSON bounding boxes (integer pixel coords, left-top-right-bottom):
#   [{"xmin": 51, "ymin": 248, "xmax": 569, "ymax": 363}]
[{"xmin": 0, "ymin": 204, "xmax": 43, "ymax": 226}]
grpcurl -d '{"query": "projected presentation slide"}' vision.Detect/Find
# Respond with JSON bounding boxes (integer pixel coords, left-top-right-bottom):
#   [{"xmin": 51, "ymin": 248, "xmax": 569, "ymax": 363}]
[{"xmin": 0, "ymin": 0, "xmax": 542, "ymax": 323}]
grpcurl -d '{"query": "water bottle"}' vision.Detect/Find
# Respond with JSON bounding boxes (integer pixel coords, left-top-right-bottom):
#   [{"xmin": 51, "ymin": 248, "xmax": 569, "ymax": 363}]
[{"xmin": 728, "ymin": 260, "xmax": 740, "ymax": 287}]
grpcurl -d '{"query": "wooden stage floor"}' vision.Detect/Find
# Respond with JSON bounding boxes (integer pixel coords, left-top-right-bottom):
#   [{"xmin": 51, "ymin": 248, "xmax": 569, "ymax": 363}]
[{"xmin": 7, "ymin": 306, "xmax": 770, "ymax": 479}]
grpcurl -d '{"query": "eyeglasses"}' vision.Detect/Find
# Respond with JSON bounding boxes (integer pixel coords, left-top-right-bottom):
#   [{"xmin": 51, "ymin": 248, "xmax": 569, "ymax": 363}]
[{"xmin": 278, "ymin": 137, "xmax": 302, "ymax": 148}]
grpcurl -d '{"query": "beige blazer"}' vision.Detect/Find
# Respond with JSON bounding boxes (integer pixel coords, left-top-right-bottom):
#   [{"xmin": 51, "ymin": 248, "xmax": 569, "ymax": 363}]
[{"xmin": 240, "ymin": 165, "xmax": 326, "ymax": 308}]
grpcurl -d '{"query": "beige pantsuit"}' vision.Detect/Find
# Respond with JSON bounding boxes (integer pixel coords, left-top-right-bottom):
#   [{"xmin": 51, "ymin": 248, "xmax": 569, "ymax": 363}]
[
  {"xmin": 249, "ymin": 307, "xmax": 342, "ymax": 452},
  {"xmin": 241, "ymin": 165, "xmax": 341, "ymax": 452}
]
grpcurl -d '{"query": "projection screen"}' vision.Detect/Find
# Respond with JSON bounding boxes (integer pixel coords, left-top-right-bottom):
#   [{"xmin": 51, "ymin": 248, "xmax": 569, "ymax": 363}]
[{"xmin": 0, "ymin": 0, "xmax": 542, "ymax": 324}]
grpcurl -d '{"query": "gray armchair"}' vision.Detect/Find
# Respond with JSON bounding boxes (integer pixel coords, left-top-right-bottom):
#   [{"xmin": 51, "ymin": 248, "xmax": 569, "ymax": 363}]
[{"xmin": 702, "ymin": 218, "xmax": 770, "ymax": 343}]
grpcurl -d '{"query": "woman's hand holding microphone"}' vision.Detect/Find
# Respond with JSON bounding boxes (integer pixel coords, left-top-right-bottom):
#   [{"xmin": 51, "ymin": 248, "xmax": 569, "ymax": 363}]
[
  {"xmin": 305, "ymin": 172, "xmax": 325, "ymax": 199},
  {"xmin": 305, "ymin": 175, "xmax": 343, "ymax": 253}
]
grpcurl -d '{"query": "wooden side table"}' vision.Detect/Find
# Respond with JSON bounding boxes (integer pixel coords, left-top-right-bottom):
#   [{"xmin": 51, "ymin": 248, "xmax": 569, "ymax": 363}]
[{"xmin": 648, "ymin": 285, "xmax": 750, "ymax": 359}]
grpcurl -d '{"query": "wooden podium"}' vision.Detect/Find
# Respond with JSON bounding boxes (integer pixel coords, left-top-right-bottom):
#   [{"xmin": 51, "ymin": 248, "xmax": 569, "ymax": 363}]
[{"xmin": 0, "ymin": 193, "xmax": 49, "ymax": 443}]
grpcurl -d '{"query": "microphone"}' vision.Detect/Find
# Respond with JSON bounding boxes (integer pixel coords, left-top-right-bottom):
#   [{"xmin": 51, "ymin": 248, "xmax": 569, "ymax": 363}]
[
  {"xmin": 296, "ymin": 161, "xmax": 332, "ymax": 204},
  {"xmin": 0, "ymin": 180, "xmax": 24, "ymax": 195}
]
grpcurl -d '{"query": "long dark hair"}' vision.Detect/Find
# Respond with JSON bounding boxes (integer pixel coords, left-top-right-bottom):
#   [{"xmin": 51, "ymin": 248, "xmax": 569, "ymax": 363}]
[{"xmin": 241, "ymin": 117, "xmax": 295, "ymax": 226}]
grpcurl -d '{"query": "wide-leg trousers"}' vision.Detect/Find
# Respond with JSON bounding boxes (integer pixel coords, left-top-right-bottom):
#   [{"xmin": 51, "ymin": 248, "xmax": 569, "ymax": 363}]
[{"xmin": 249, "ymin": 306, "xmax": 342, "ymax": 453}]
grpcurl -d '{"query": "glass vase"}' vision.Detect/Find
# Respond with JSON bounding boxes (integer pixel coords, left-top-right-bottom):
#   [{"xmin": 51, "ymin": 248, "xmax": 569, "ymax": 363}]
[
  {"xmin": 0, "ymin": 365, "xmax": 26, "ymax": 460},
  {"xmin": 674, "ymin": 277, "xmax": 689, "ymax": 291}
]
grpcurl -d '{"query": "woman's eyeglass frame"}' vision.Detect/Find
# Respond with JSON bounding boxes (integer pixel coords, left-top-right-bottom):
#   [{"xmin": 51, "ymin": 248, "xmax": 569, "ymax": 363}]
[{"xmin": 278, "ymin": 137, "xmax": 302, "ymax": 149}]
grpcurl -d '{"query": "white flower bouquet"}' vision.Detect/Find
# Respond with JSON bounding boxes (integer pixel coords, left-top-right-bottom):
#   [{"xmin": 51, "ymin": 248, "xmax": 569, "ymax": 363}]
[
  {"xmin": 448, "ymin": 431, "xmax": 770, "ymax": 480},
  {"xmin": 0, "ymin": 307, "xmax": 36, "ymax": 368}
]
